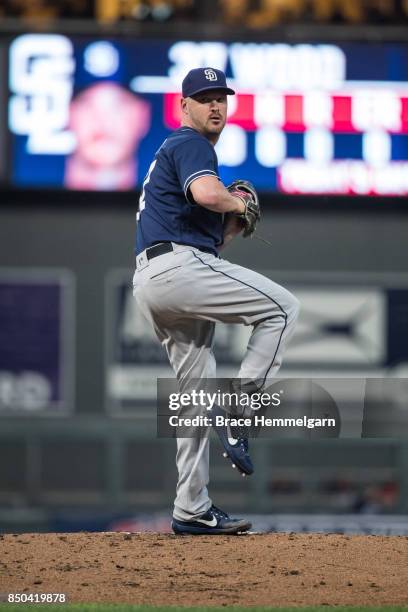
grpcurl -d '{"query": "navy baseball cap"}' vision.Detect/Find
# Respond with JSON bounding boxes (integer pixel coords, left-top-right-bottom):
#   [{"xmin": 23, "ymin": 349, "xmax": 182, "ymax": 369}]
[{"xmin": 182, "ymin": 67, "xmax": 235, "ymax": 98}]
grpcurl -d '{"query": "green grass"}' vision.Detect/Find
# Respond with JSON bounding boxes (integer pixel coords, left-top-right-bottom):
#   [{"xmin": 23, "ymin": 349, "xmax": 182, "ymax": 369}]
[{"xmin": 1, "ymin": 606, "xmax": 408, "ymax": 611}]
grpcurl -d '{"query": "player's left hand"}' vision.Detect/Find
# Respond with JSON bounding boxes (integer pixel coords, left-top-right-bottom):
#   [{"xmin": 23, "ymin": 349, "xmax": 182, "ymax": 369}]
[{"xmin": 227, "ymin": 179, "xmax": 260, "ymax": 238}]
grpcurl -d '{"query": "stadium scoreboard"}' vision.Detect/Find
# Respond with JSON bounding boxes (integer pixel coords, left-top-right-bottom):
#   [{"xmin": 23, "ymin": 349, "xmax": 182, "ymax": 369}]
[{"xmin": 4, "ymin": 34, "xmax": 408, "ymax": 196}]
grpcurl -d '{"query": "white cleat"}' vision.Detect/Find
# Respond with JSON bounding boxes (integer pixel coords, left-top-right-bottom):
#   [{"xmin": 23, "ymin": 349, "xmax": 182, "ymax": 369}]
[
  {"xmin": 232, "ymin": 464, "xmax": 236, "ymax": 469},
  {"xmin": 242, "ymin": 473, "xmax": 246, "ymax": 477},
  {"xmin": 223, "ymin": 452, "xmax": 228, "ymax": 458}
]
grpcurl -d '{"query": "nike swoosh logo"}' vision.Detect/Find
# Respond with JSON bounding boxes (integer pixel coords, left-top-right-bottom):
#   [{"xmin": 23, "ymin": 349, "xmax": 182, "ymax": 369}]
[
  {"xmin": 196, "ymin": 516, "xmax": 217, "ymax": 527},
  {"xmin": 227, "ymin": 424, "xmax": 239, "ymax": 446}
]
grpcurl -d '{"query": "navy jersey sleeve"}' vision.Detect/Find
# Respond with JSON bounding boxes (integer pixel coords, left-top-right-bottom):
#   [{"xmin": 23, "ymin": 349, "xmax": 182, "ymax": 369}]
[{"xmin": 173, "ymin": 137, "xmax": 218, "ymax": 200}]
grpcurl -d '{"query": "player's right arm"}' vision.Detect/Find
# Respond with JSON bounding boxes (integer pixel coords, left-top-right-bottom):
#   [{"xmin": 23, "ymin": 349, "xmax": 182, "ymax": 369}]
[
  {"xmin": 173, "ymin": 137, "xmax": 244, "ymax": 215},
  {"xmin": 190, "ymin": 175, "xmax": 245, "ymax": 215}
]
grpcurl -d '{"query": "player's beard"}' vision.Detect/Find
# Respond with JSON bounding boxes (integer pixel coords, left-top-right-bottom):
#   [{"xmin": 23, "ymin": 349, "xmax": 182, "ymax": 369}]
[
  {"xmin": 187, "ymin": 107, "xmax": 226, "ymax": 141},
  {"xmin": 203, "ymin": 115, "xmax": 225, "ymax": 138}
]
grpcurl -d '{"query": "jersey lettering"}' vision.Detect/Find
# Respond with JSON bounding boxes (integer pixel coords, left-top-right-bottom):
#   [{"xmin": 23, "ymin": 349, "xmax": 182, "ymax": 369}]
[{"xmin": 137, "ymin": 159, "xmax": 157, "ymax": 221}]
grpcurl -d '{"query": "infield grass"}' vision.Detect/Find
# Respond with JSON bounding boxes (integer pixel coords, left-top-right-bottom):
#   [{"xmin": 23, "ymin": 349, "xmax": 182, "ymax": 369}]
[{"xmin": 1, "ymin": 606, "xmax": 408, "ymax": 611}]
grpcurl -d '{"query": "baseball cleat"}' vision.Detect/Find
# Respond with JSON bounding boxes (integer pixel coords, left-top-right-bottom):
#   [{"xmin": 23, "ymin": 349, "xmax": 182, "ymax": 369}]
[
  {"xmin": 210, "ymin": 404, "xmax": 254, "ymax": 476},
  {"xmin": 171, "ymin": 505, "xmax": 251, "ymax": 535}
]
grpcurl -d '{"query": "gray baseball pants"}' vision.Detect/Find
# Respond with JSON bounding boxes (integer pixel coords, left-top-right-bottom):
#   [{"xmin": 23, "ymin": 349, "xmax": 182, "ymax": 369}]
[{"xmin": 133, "ymin": 243, "xmax": 300, "ymax": 521}]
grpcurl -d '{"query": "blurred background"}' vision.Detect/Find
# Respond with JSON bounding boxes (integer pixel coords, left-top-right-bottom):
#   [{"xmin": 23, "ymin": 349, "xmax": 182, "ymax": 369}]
[{"xmin": 1, "ymin": 0, "xmax": 408, "ymax": 535}]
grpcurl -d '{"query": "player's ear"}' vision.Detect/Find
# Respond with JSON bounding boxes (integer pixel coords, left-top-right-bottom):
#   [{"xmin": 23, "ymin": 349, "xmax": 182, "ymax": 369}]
[{"xmin": 180, "ymin": 96, "xmax": 189, "ymax": 117}]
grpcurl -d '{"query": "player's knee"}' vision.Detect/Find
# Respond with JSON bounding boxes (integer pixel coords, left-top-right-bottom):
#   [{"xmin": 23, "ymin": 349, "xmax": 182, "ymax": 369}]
[
  {"xmin": 287, "ymin": 294, "xmax": 300, "ymax": 325},
  {"xmin": 263, "ymin": 290, "xmax": 300, "ymax": 328}
]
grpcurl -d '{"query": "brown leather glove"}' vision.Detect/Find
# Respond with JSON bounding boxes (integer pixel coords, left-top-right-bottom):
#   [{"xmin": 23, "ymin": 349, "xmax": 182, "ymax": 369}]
[{"xmin": 227, "ymin": 179, "xmax": 260, "ymax": 238}]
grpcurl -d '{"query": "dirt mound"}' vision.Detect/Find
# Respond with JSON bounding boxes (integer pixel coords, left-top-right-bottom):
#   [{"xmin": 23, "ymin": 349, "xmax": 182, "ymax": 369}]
[{"xmin": 0, "ymin": 532, "xmax": 407, "ymax": 606}]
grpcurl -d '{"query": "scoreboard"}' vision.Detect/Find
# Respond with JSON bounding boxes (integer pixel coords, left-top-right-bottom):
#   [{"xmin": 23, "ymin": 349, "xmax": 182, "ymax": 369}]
[
  {"xmin": 163, "ymin": 88, "xmax": 408, "ymax": 195},
  {"xmin": 6, "ymin": 35, "xmax": 408, "ymax": 196}
]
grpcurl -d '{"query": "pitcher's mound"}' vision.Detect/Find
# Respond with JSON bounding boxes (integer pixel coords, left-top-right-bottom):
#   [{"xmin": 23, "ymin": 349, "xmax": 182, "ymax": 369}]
[{"xmin": 0, "ymin": 532, "xmax": 407, "ymax": 606}]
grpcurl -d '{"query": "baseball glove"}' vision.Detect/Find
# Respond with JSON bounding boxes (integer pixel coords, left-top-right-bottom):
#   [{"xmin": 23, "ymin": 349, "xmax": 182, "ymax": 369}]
[{"xmin": 227, "ymin": 179, "xmax": 260, "ymax": 238}]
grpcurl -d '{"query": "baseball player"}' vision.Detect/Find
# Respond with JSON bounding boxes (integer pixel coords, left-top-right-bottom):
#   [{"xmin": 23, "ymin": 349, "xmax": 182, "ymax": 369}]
[{"xmin": 133, "ymin": 67, "xmax": 300, "ymax": 535}]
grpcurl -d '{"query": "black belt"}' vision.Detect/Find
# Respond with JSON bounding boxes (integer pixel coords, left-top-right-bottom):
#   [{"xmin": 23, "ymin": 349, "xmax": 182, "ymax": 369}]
[
  {"xmin": 146, "ymin": 242, "xmax": 217, "ymax": 261},
  {"xmin": 146, "ymin": 242, "xmax": 174, "ymax": 261}
]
